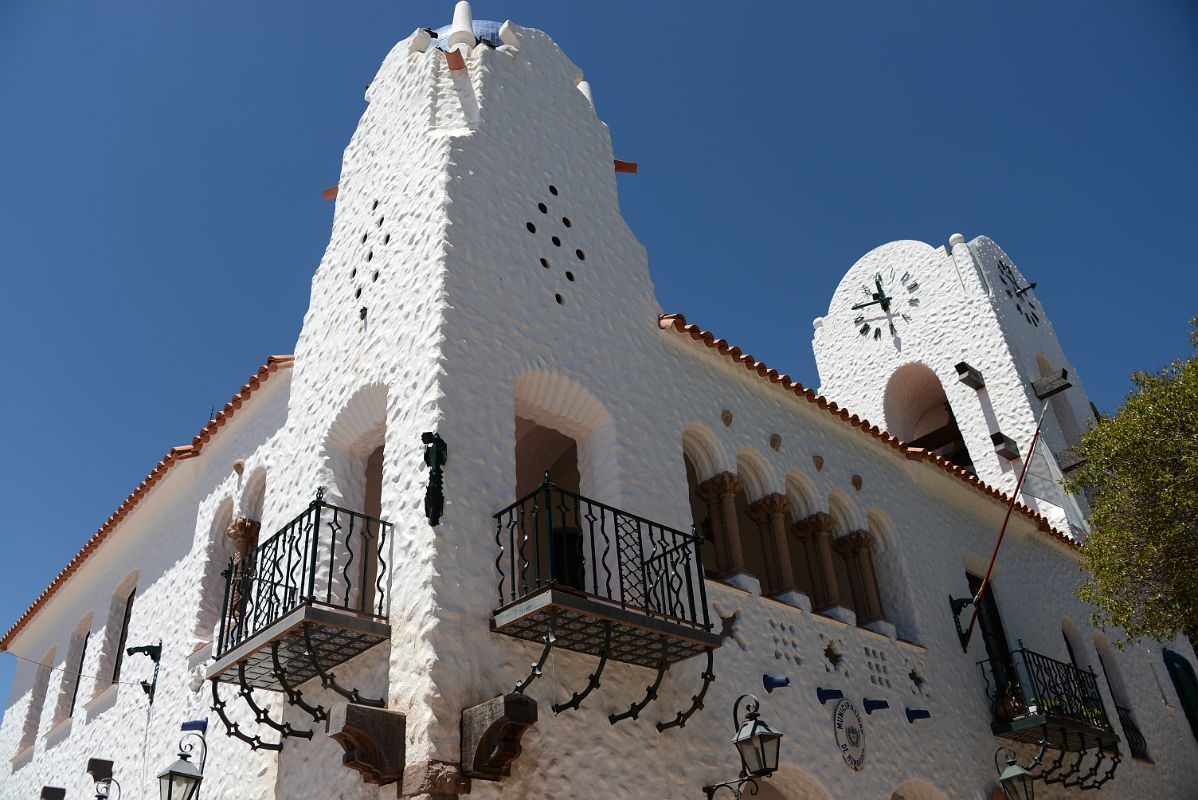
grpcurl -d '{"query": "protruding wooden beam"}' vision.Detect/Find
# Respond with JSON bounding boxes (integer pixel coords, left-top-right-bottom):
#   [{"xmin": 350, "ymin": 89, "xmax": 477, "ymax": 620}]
[
  {"xmin": 461, "ymin": 693, "xmax": 537, "ymax": 781},
  {"xmin": 327, "ymin": 703, "xmax": 406, "ymax": 786},
  {"xmin": 322, "ymin": 185, "xmax": 339, "ymax": 200},
  {"xmin": 444, "ymin": 48, "xmax": 466, "ymax": 71},
  {"xmin": 614, "ymin": 159, "xmax": 638, "ymax": 174}
]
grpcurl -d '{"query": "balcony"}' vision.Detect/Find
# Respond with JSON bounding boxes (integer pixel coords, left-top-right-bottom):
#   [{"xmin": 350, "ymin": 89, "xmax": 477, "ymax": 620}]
[
  {"xmin": 979, "ymin": 644, "xmax": 1118, "ymax": 751},
  {"xmin": 206, "ymin": 491, "xmax": 393, "ymax": 692},
  {"xmin": 490, "ymin": 479, "xmax": 720, "ymax": 669}
]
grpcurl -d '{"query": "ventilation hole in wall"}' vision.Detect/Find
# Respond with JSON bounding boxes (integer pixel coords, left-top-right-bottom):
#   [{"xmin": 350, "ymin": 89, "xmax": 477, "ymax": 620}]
[
  {"xmin": 540, "ymin": 258, "xmax": 550, "ymax": 269},
  {"xmin": 538, "ymin": 202, "xmax": 548, "ymax": 214},
  {"xmin": 361, "ymin": 233, "xmax": 368, "ymax": 244},
  {"xmin": 554, "ymin": 293, "xmax": 563, "ymax": 304},
  {"xmin": 565, "ymin": 271, "xmax": 574, "ymax": 282},
  {"xmin": 351, "ymin": 268, "xmax": 357, "ymax": 278},
  {"xmin": 549, "ymin": 185, "xmax": 558, "ymax": 196},
  {"xmin": 377, "ymin": 216, "xmax": 385, "ymax": 227},
  {"xmin": 355, "ymin": 287, "xmax": 362, "ymax": 299},
  {"xmin": 366, "ymin": 251, "xmax": 373, "ymax": 262},
  {"xmin": 526, "ymin": 222, "xmax": 536, "ymax": 234},
  {"xmin": 383, "ymin": 233, "xmax": 391, "ymax": 244},
  {"xmin": 372, "ymin": 271, "xmax": 379, "ymax": 282},
  {"xmin": 371, "ymin": 200, "xmax": 379, "ymax": 211},
  {"xmin": 551, "ymin": 236, "xmax": 561, "ymax": 247},
  {"xmin": 575, "ymin": 249, "xmax": 585, "ymax": 260},
  {"xmin": 562, "ymin": 217, "xmax": 571, "ymax": 228}
]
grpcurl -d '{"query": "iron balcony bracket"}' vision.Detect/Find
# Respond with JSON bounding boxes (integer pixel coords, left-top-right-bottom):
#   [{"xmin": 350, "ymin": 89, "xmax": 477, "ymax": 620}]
[
  {"xmin": 1035, "ymin": 728, "xmax": 1066, "ymax": 783},
  {"xmin": 270, "ymin": 642, "xmax": 328, "ymax": 724},
  {"xmin": 514, "ymin": 609, "xmax": 557, "ymax": 695},
  {"xmin": 1062, "ymin": 740, "xmax": 1111, "ymax": 791},
  {"xmin": 551, "ymin": 620, "xmax": 610, "ymax": 715},
  {"xmin": 237, "ymin": 662, "xmax": 313, "ymax": 740},
  {"xmin": 210, "ymin": 679, "xmax": 283, "ymax": 752},
  {"xmin": 609, "ymin": 637, "xmax": 670, "ymax": 726},
  {"xmin": 301, "ymin": 623, "xmax": 386, "ymax": 708},
  {"xmin": 949, "ymin": 595, "xmax": 974, "ymax": 652},
  {"xmin": 1042, "ymin": 732, "xmax": 1087, "ymax": 786},
  {"xmin": 657, "ymin": 646, "xmax": 715, "ymax": 733}
]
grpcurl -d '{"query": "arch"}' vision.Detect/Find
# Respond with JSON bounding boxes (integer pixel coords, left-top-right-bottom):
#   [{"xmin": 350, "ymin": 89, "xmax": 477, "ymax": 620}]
[
  {"xmin": 1093, "ymin": 632, "xmax": 1129, "ymax": 706},
  {"xmin": 736, "ymin": 447, "xmax": 775, "ymax": 503},
  {"xmin": 94, "ymin": 571, "xmax": 138, "ymax": 696},
  {"xmin": 784, "ymin": 470, "xmax": 818, "ymax": 519},
  {"xmin": 682, "ymin": 422, "xmax": 727, "ymax": 481},
  {"xmin": 683, "ymin": 450, "xmax": 717, "ymax": 576},
  {"xmin": 891, "ymin": 777, "xmax": 950, "ymax": 800},
  {"xmin": 764, "ymin": 763, "xmax": 834, "ymax": 800},
  {"xmin": 514, "ymin": 369, "xmax": 618, "ymax": 501},
  {"xmin": 867, "ymin": 508, "xmax": 921, "ymax": 642},
  {"xmin": 239, "ymin": 468, "xmax": 267, "ymax": 520},
  {"xmin": 18, "ymin": 646, "xmax": 55, "ymax": 751},
  {"xmin": 827, "ymin": 489, "xmax": 862, "ymax": 533},
  {"xmin": 883, "ymin": 362, "xmax": 973, "ymax": 472},
  {"xmin": 193, "ymin": 497, "xmax": 236, "ymax": 647},
  {"xmin": 52, "ymin": 613, "xmax": 94, "ymax": 724},
  {"xmin": 1061, "ymin": 616, "xmax": 1087, "ymax": 670},
  {"xmin": 323, "ymin": 384, "xmax": 389, "ymax": 510}
]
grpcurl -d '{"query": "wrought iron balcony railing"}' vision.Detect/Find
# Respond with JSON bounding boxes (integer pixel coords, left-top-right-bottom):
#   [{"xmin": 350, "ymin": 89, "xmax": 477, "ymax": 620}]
[
  {"xmin": 1116, "ymin": 705, "xmax": 1149, "ymax": 760},
  {"xmin": 979, "ymin": 641, "xmax": 1116, "ymax": 749},
  {"xmin": 491, "ymin": 477, "xmax": 718, "ymax": 671},
  {"xmin": 216, "ymin": 490, "xmax": 393, "ymax": 658},
  {"xmin": 494, "ymin": 477, "xmax": 710, "ymax": 632}
]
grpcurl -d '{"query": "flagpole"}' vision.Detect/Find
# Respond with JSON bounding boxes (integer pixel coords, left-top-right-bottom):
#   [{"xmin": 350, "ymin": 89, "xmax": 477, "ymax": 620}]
[{"xmin": 960, "ymin": 400, "xmax": 1051, "ymax": 650}]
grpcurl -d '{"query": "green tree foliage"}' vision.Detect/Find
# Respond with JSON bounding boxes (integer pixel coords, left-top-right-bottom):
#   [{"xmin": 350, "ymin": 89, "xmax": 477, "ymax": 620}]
[{"xmin": 1064, "ymin": 319, "xmax": 1198, "ymax": 645}]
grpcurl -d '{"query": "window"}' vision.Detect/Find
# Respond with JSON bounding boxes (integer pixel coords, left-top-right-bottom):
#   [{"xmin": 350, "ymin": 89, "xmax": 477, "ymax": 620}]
[
  {"xmin": 1163, "ymin": 649, "xmax": 1198, "ymax": 744},
  {"xmin": 54, "ymin": 616, "xmax": 92, "ymax": 724},
  {"xmin": 968, "ymin": 573, "xmax": 1013, "ymax": 687},
  {"xmin": 17, "ymin": 647, "xmax": 54, "ymax": 753},
  {"xmin": 111, "ymin": 588, "xmax": 136, "ymax": 683},
  {"xmin": 68, "ymin": 631, "xmax": 89, "ymax": 717}
]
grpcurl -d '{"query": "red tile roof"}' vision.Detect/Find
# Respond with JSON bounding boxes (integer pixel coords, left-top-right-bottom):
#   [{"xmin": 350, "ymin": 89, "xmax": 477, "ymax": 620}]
[
  {"xmin": 0, "ymin": 355, "xmax": 295, "ymax": 651},
  {"xmin": 658, "ymin": 314, "xmax": 1075, "ymax": 548}
]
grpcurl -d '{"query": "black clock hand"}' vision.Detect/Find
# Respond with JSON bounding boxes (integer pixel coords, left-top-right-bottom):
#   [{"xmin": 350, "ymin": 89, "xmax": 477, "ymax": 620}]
[{"xmin": 851, "ymin": 298, "xmax": 884, "ymax": 310}]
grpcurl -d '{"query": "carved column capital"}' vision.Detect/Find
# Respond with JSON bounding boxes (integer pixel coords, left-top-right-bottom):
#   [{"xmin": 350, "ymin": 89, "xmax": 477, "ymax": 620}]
[
  {"xmin": 747, "ymin": 493, "xmax": 790, "ymax": 522},
  {"xmin": 697, "ymin": 471, "xmax": 743, "ymax": 501},
  {"xmin": 794, "ymin": 511, "xmax": 836, "ymax": 540},
  {"xmin": 226, "ymin": 516, "xmax": 262, "ymax": 561},
  {"xmin": 837, "ymin": 530, "xmax": 874, "ymax": 555}
]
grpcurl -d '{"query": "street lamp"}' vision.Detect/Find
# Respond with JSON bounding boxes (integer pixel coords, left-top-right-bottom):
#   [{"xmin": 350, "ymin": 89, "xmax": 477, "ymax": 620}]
[
  {"xmin": 158, "ymin": 719, "xmax": 208, "ymax": 800},
  {"xmin": 995, "ymin": 748, "xmax": 1036, "ymax": 800},
  {"xmin": 703, "ymin": 692, "xmax": 786, "ymax": 799}
]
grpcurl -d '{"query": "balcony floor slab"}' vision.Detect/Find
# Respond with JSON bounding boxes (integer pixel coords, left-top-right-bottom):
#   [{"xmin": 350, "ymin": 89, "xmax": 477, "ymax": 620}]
[
  {"xmin": 491, "ymin": 588, "xmax": 721, "ymax": 669},
  {"xmin": 206, "ymin": 604, "xmax": 389, "ymax": 691}
]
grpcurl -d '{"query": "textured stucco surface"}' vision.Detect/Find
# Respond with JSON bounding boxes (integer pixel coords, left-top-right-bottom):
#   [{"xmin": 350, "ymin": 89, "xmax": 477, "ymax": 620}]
[{"xmin": 3, "ymin": 14, "xmax": 1197, "ymax": 800}]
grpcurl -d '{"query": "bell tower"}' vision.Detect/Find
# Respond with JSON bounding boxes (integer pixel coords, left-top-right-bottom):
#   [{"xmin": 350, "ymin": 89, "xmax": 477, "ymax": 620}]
[{"xmin": 812, "ymin": 233, "xmax": 1095, "ymax": 537}]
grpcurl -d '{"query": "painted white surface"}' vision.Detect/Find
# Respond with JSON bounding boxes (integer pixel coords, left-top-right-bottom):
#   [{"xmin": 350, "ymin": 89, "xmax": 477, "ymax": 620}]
[{"xmin": 3, "ymin": 11, "xmax": 1195, "ymax": 800}]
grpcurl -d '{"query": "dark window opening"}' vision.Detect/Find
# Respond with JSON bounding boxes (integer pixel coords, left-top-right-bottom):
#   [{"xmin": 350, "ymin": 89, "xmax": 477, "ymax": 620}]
[{"xmin": 111, "ymin": 589, "xmax": 136, "ymax": 683}]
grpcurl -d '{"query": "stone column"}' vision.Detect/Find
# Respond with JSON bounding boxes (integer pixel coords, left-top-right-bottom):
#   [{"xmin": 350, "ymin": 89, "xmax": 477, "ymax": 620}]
[
  {"xmin": 795, "ymin": 512, "xmax": 839, "ymax": 610},
  {"xmin": 747, "ymin": 494, "xmax": 794, "ymax": 596},
  {"xmin": 835, "ymin": 531, "xmax": 884, "ymax": 624},
  {"xmin": 697, "ymin": 472, "xmax": 746, "ymax": 579}
]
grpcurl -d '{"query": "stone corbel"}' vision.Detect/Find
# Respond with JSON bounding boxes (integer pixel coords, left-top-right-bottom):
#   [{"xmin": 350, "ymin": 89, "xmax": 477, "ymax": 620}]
[
  {"xmin": 326, "ymin": 702, "xmax": 406, "ymax": 786},
  {"xmin": 461, "ymin": 693, "xmax": 538, "ymax": 782}
]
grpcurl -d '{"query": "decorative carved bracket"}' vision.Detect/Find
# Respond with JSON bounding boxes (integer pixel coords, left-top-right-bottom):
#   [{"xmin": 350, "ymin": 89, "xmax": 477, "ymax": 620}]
[
  {"xmin": 461, "ymin": 693, "xmax": 538, "ymax": 781},
  {"xmin": 327, "ymin": 703, "xmax": 406, "ymax": 786}
]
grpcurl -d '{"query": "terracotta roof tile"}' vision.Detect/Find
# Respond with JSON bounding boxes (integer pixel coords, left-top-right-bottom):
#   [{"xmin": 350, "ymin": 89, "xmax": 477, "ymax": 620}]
[
  {"xmin": 657, "ymin": 313, "xmax": 1076, "ymax": 550},
  {"xmin": 0, "ymin": 355, "xmax": 295, "ymax": 651}
]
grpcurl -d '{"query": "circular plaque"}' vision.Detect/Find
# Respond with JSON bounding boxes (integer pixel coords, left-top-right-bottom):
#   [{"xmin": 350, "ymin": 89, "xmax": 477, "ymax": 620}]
[{"xmin": 832, "ymin": 699, "xmax": 866, "ymax": 771}]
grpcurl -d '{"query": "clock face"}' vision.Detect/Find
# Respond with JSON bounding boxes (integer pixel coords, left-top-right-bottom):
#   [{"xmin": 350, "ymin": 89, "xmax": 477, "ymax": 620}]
[
  {"xmin": 850, "ymin": 269, "xmax": 920, "ymax": 344},
  {"xmin": 995, "ymin": 260, "xmax": 1040, "ymax": 327}
]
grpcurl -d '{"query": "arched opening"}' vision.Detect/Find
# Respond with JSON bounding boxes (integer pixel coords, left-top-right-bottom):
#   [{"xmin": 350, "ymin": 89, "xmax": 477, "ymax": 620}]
[
  {"xmin": 1061, "ymin": 617, "xmax": 1087, "ymax": 670},
  {"xmin": 323, "ymin": 385, "xmax": 389, "ymax": 614},
  {"xmin": 1095, "ymin": 632, "xmax": 1149, "ymax": 760},
  {"xmin": 512, "ymin": 371, "xmax": 617, "ymax": 595},
  {"xmin": 52, "ymin": 614, "xmax": 93, "ymax": 725},
  {"xmin": 891, "ymin": 778, "xmax": 950, "ymax": 800},
  {"xmin": 94, "ymin": 571, "xmax": 138, "ymax": 696},
  {"xmin": 734, "ymin": 450, "xmax": 772, "ymax": 592},
  {"xmin": 868, "ymin": 510, "xmax": 920, "ymax": 642},
  {"xmin": 683, "ymin": 452, "xmax": 718, "ymax": 576},
  {"xmin": 193, "ymin": 497, "xmax": 235, "ymax": 648},
  {"xmin": 827, "ymin": 495, "xmax": 858, "ymax": 619},
  {"xmin": 18, "ymin": 646, "xmax": 54, "ymax": 752},
  {"xmin": 884, "ymin": 362, "xmax": 973, "ymax": 473}
]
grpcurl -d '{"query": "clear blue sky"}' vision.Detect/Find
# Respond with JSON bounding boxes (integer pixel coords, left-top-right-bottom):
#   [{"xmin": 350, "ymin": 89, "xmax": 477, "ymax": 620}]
[{"xmin": 1, "ymin": 2, "xmax": 1195, "ymax": 715}]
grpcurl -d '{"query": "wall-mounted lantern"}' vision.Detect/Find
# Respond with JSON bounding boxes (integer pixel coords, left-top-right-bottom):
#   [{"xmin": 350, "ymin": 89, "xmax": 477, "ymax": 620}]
[
  {"xmin": 157, "ymin": 719, "xmax": 208, "ymax": 800},
  {"xmin": 703, "ymin": 691, "xmax": 786, "ymax": 799},
  {"xmin": 996, "ymin": 748, "xmax": 1036, "ymax": 800}
]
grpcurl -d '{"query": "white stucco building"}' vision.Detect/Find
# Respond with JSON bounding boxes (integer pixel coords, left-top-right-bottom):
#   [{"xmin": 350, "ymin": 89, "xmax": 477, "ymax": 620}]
[{"xmin": 3, "ymin": 6, "xmax": 1197, "ymax": 799}]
